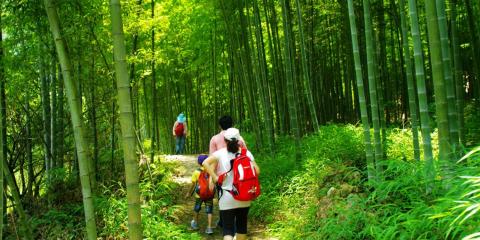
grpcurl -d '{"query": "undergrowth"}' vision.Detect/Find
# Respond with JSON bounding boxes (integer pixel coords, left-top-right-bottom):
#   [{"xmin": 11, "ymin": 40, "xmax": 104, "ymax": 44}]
[
  {"xmin": 28, "ymin": 160, "xmax": 200, "ymax": 239},
  {"xmin": 252, "ymin": 124, "xmax": 480, "ymax": 239},
  {"xmin": 19, "ymin": 121, "xmax": 480, "ymax": 239}
]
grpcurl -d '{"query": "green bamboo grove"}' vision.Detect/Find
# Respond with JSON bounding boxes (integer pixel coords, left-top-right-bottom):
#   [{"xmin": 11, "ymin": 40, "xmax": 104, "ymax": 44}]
[{"xmin": 0, "ymin": 0, "xmax": 479, "ymax": 238}]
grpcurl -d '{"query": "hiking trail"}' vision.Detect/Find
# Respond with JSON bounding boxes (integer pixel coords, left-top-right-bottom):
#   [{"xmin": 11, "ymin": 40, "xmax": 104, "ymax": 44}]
[{"xmin": 163, "ymin": 155, "xmax": 273, "ymax": 240}]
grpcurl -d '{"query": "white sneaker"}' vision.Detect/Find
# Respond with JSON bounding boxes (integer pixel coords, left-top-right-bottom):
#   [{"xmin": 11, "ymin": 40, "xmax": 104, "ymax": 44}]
[
  {"xmin": 205, "ymin": 227, "xmax": 214, "ymax": 235},
  {"xmin": 190, "ymin": 220, "xmax": 199, "ymax": 230}
]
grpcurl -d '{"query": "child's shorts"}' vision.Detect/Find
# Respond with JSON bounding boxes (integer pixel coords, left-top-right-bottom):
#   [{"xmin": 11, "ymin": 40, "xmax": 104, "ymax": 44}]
[{"xmin": 194, "ymin": 198, "xmax": 214, "ymax": 214}]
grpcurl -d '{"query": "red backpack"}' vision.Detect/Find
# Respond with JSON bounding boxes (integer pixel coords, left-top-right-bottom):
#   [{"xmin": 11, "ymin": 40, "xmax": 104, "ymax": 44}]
[
  {"xmin": 196, "ymin": 170, "xmax": 215, "ymax": 201},
  {"xmin": 174, "ymin": 123, "xmax": 185, "ymax": 136},
  {"xmin": 219, "ymin": 148, "xmax": 261, "ymax": 201}
]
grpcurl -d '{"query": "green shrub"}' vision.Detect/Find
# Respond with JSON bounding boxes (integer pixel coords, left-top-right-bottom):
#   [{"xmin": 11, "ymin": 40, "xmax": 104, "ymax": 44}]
[
  {"xmin": 29, "ymin": 156, "xmax": 201, "ymax": 240},
  {"xmin": 251, "ymin": 125, "xmax": 365, "ymax": 239},
  {"xmin": 43, "ymin": 168, "xmax": 81, "ymax": 206},
  {"xmin": 95, "ymin": 191, "xmax": 200, "ymax": 239},
  {"xmin": 434, "ymin": 146, "xmax": 480, "ymax": 239},
  {"xmin": 27, "ymin": 124, "xmax": 479, "ymax": 239},
  {"xmin": 316, "ymin": 150, "xmax": 480, "ymax": 240},
  {"xmin": 253, "ymin": 124, "xmax": 478, "ymax": 239},
  {"xmin": 30, "ymin": 204, "xmax": 84, "ymax": 239},
  {"xmin": 386, "ymin": 128, "xmax": 439, "ymax": 161}
]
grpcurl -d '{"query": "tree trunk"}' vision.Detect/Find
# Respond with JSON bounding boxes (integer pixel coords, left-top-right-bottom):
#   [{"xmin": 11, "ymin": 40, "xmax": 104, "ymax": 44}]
[
  {"xmin": 252, "ymin": 0, "xmax": 274, "ymax": 148},
  {"xmin": 129, "ymin": 0, "xmax": 143, "ymax": 131},
  {"xmin": 376, "ymin": 0, "xmax": 387, "ymax": 152},
  {"xmin": 363, "ymin": 0, "xmax": 383, "ymax": 173},
  {"xmin": 57, "ymin": 64, "xmax": 64, "ymax": 168},
  {"xmin": 451, "ymin": 0, "xmax": 465, "ymax": 145},
  {"xmin": 109, "ymin": 0, "xmax": 143, "ymax": 238},
  {"xmin": 262, "ymin": 0, "xmax": 280, "ymax": 134},
  {"xmin": 77, "ymin": 63, "xmax": 96, "ymax": 189},
  {"xmin": 424, "ymin": 0, "xmax": 451, "ymax": 170},
  {"xmin": 150, "ymin": 0, "xmax": 157, "ymax": 162},
  {"xmin": 237, "ymin": 0, "xmax": 262, "ymax": 149},
  {"xmin": 408, "ymin": 0, "xmax": 434, "ymax": 183},
  {"xmin": 3, "ymin": 159, "xmax": 33, "ymax": 239},
  {"xmin": 50, "ymin": 59, "xmax": 57, "ymax": 169},
  {"xmin": 270, "ymin": 0, "xmax": 287, "ymax": 134},
  {"xmin": 436, "ymin": 0, "xmax": 459, "ymax": 152},
  {"xmin": 40, "ymin": 44, "xmax": 52, "ymax": 174},
  {"xmin": 294, "ymin": 0, "xmax": 319, "ymax": 132},
  {"xmin": 347, "ymin": 0, "xmax": 375, "ymax": 181},
  {"xmin": 142, "ymin": 74, "xmax": 150, "ymax": 138},
  {"xmin": 281, "ymin": 0, "xmax": 301, "ymax": 160},
  {"xmin": 89, "ymin": 59, "xmax": 98, "ymax": 180},
  {"xmin": 26, "ymin": 93, "xmax": 34, "ymax": 200},
  {"xmin": 43, "ymin": 0, "xmax": 97, "ymax": 238},
  {"xmin": 400, "ymin": 0, "xmax": 421, "ymax": 161}
]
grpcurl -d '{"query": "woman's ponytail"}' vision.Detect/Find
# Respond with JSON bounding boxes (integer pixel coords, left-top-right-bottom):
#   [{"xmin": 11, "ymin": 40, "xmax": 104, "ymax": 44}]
[{"xmin": 226, "ymin": 139, "xmax": 239, "ymax": 153}]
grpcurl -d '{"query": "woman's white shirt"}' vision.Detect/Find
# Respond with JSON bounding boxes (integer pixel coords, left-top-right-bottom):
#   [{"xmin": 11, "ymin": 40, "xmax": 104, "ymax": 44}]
[{"xmin": 213, "ymin": 148, "xmax": 254, "ymax": 210}]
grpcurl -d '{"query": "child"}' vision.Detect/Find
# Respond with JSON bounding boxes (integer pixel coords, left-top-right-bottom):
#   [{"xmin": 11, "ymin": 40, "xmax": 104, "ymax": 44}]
[{"xmin": 186, "ymin": 155, "xmax": 215, "ymax": 234}]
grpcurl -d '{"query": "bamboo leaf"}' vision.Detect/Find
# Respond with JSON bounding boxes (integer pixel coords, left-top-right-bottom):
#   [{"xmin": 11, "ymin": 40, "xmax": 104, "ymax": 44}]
[
  {"xmin": 463, "ymin": 232, "xmax": 480, "ymax": 240},
  {"xmin": 451, "ymin": 203, "xmax": 478, "ymax": 226},
  {"xmin": 463, "ymin": 189, "xmax": 480, "ymax": 198},
  {"xmin": 458, "ymin": 146, "xmax": 480, "ymax": 163},
  {"xmin": 429, "ymin": 212, "xmax": 451, "ymax": 219},
  {"xmin": 458, "ymin": 204, "xmax": 480, "ymax": 225}
]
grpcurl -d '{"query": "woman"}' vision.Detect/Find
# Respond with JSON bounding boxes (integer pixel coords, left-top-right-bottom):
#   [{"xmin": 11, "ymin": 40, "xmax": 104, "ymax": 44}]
[{"xmin": 202, "ymin": 128, "xmax": 260, "ymax": 240}]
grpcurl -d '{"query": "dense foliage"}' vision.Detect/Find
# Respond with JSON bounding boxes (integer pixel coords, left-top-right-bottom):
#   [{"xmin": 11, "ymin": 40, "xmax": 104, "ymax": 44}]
[
  {"xmin": 7, "ymin": 124, "xmax": 478, "ymax": 239},
  {"xmin": 0, "ymin": 0, "xmax": 479, "ymax": 238},
  {"xmin": 26, "ymin": 160, "xmax": 201, "ymax": 239},
  {"xmin": 252, "ymin": 125, "xmax": 480, "ymax": 239}
]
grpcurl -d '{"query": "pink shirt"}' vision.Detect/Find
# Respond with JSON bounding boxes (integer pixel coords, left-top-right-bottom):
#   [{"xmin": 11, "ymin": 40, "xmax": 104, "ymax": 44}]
[{"xmin": 209, "ymin": 130, "xmax": 247, "ymax": 154}]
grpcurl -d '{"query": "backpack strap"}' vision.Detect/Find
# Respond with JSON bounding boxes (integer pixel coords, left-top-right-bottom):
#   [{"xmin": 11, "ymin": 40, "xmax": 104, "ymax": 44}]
[
  {"xmin": 217, "ymin": 148, "xmax": 248, "ymax": 200},
  {"xmin": 191, "ymin": 168, "xmax": 202, "ymax": 196},
  {"xmin": 216, "ymin": 159, "xmax": 233, "ymax": 200},
  {"xmin": 218, "ymin": 148, "xmax": 245, "ymax": 185},
  {"xmin": 216, "ymin": 183, "xmax": 224, "ymax": 199},
  {"xmin": 240, "ymin": 148, "xmax": 247, "ymax": 157}
]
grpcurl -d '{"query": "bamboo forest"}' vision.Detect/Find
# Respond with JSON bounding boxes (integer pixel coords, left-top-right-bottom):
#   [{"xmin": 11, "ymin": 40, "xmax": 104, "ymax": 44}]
[{"xmin": 1, "ymin": 0, "xmax": 480, "ymax": 239}]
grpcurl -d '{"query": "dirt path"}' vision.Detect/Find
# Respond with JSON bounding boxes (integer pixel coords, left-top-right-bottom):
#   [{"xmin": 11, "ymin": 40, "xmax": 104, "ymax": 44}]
[{"xmin": 164, "ymin": 155, "xmax": 272, "ymax": 240}]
